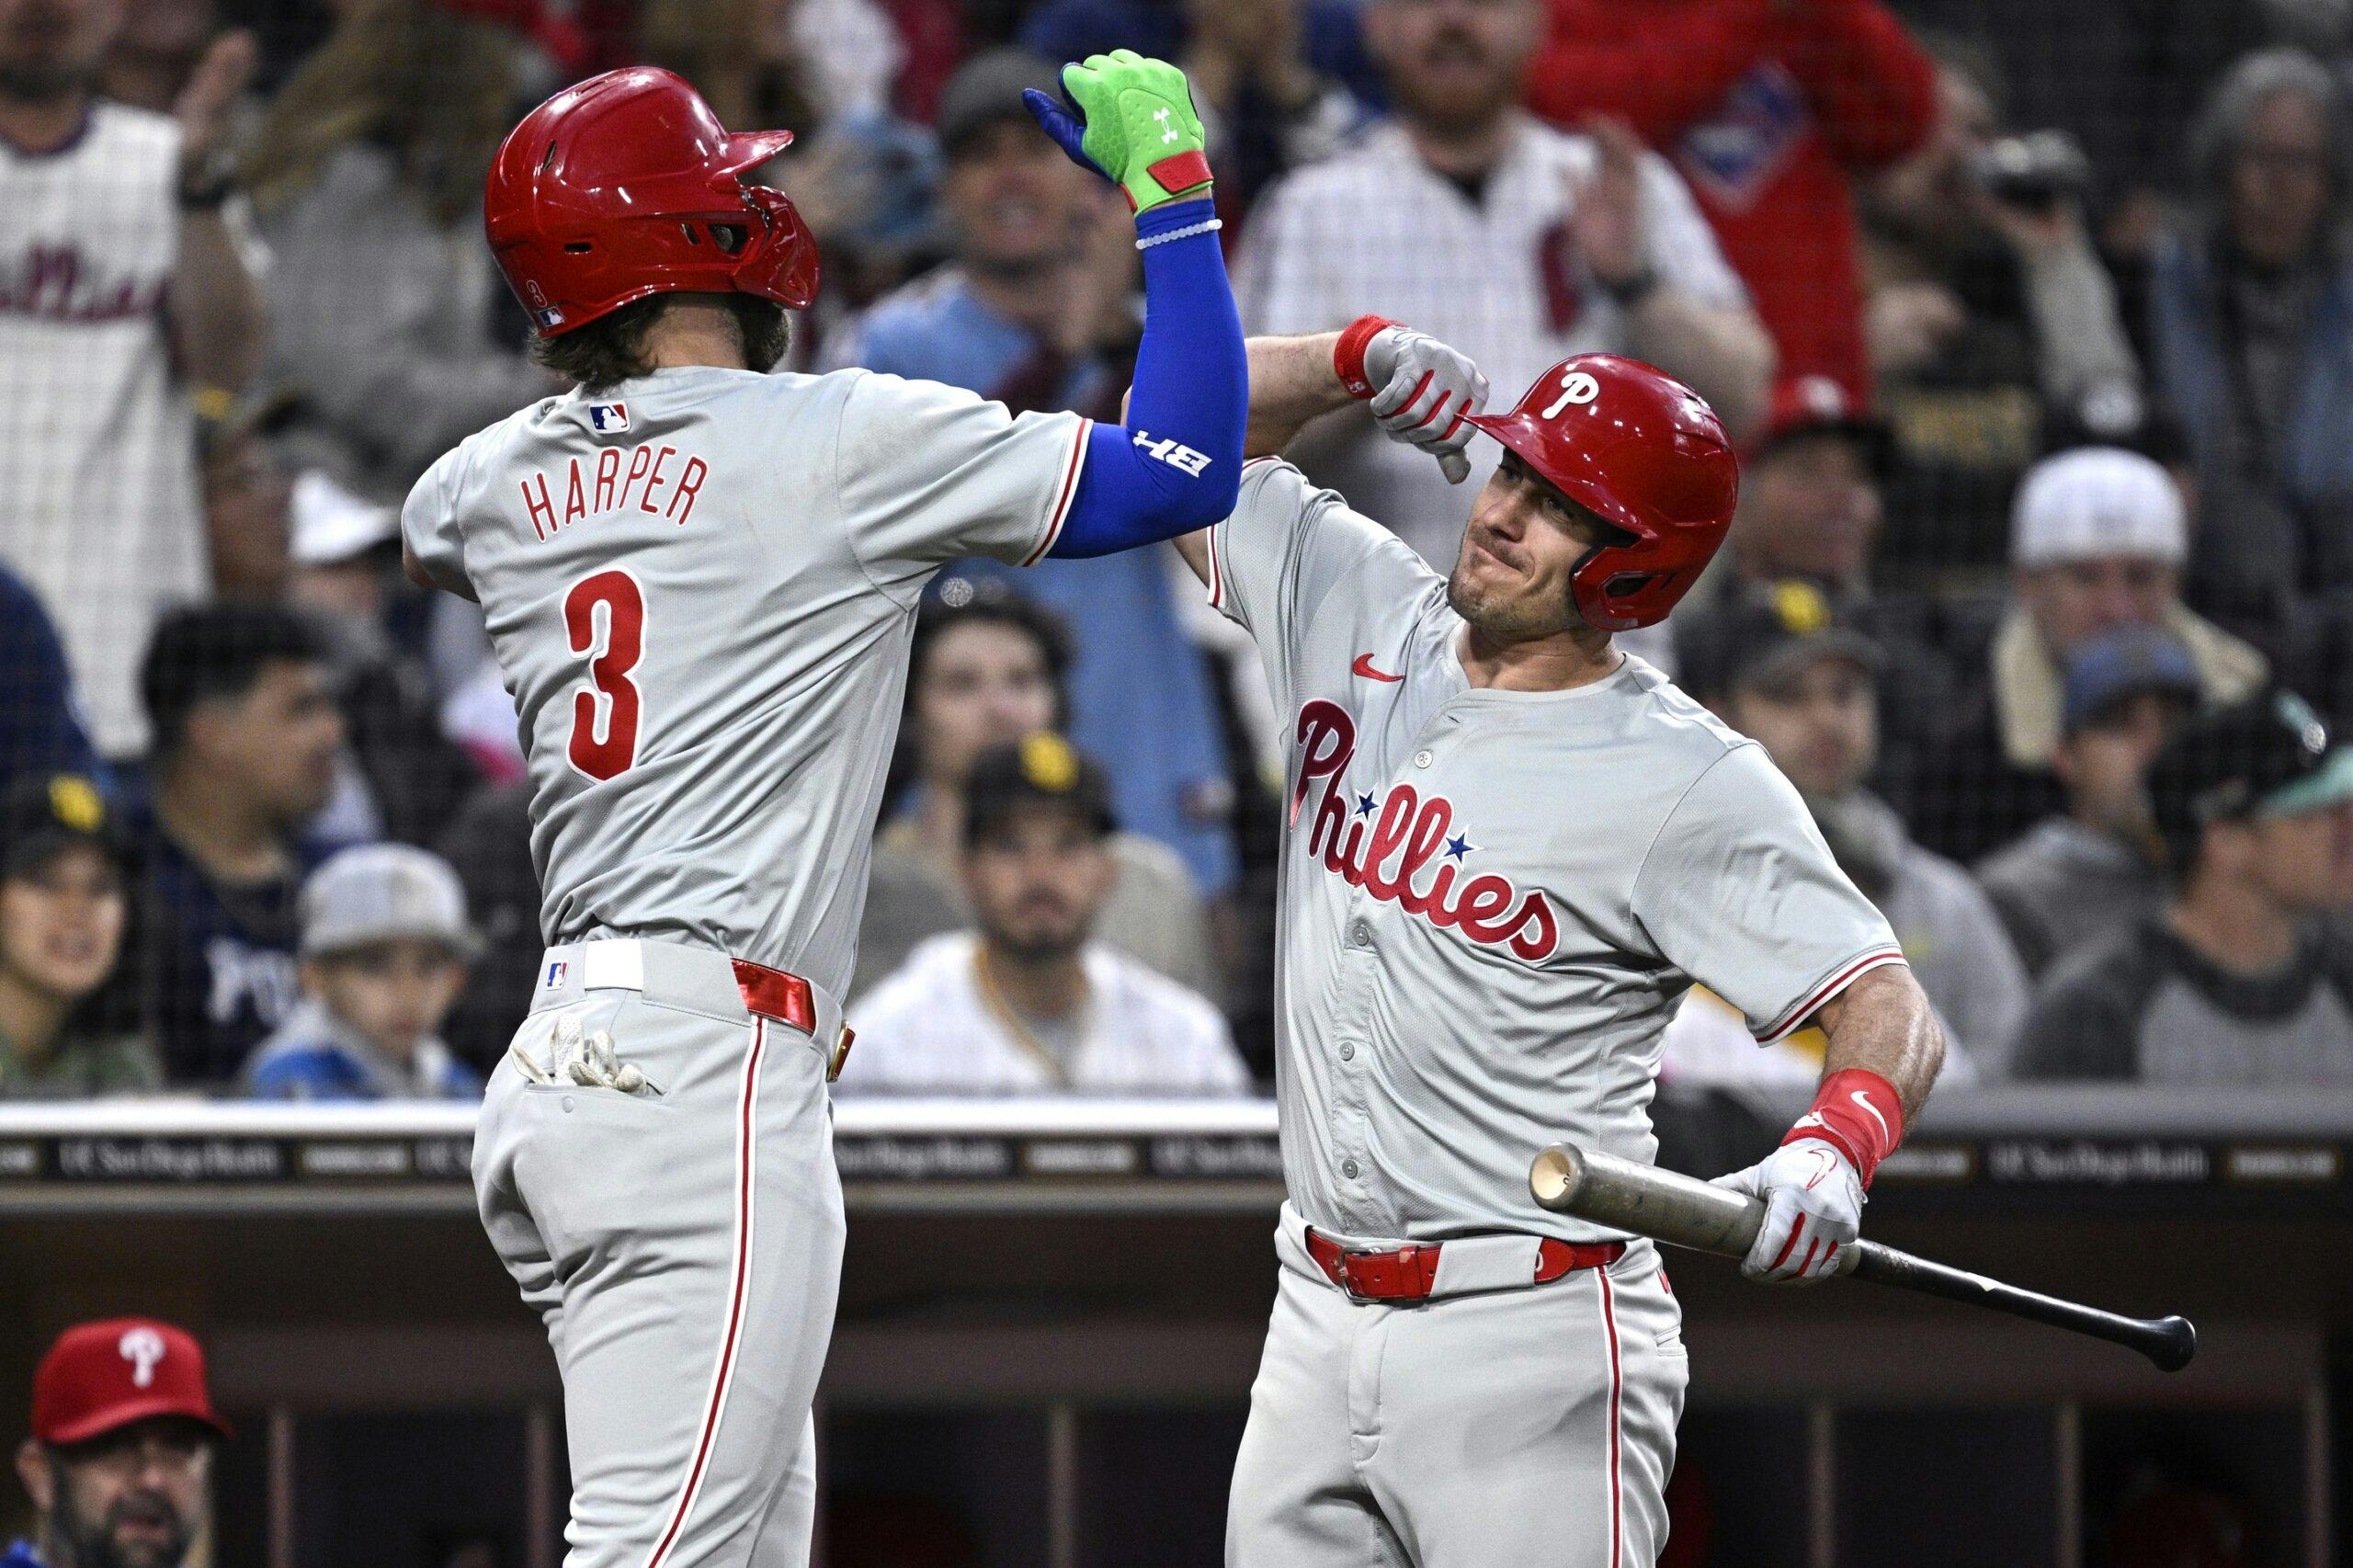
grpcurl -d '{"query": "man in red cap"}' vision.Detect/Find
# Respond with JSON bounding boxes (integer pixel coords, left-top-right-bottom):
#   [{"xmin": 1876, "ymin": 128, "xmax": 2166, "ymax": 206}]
[{"xmin": 8, "ymin": 1320, "xmax": 228, "ymax": 1568}]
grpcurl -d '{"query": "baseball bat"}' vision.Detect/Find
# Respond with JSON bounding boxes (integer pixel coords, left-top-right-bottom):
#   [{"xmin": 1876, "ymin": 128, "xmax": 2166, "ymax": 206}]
[{"xmin": 1529, "ymin": 1142, "xmax": 2197, "ymax": 1372}]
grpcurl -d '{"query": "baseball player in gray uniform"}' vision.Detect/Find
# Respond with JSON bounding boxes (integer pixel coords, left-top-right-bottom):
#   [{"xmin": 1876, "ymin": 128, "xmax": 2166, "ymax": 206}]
[
  {"xmin": 402, "ymin": 57, "xmax": 1264, "ymax": 1567},
  {"xmin": 1179, "ymin": 323, "xmax": 1951, "ymax": 1566}
]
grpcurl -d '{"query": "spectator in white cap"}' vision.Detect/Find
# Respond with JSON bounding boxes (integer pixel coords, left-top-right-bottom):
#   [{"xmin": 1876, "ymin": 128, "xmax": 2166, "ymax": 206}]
[
  {"xmin": 284, "ymin": 470, "xmax": 487, "ymax": 851},
  {"xmin": 240, "ymin": 845, "xmax": 482, "ymax": 1100},
  {"xmin": 1909, "ymin": 446, "xmax": 2268, "ymax": 862}
]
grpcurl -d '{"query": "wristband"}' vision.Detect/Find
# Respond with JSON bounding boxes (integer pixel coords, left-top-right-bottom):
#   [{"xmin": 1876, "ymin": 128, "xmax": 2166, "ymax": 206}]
[
  {"xmin": 1334, "ymin": 314, "xmax": 1398, "ymax": 400},
  {"xmin": 1782, "ymin": 1067, "xmax": 1904, "ymax": 1187}
]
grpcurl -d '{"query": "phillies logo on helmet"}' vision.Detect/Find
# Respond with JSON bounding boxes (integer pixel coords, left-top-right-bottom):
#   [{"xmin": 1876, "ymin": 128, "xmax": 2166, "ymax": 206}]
[
  {"xmin": 1290, "ymin": 701, "xmax": 1560, "ymax": 961},
  {"xmin": 119, "ymin": 1326, "xmax": 167, "ymax": 1389}
]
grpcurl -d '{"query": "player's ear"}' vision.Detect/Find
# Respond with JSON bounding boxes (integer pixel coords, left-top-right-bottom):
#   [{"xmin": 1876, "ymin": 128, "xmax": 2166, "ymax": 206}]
[{"xmin": 17, "ymin": 1438, "xmax": 54, "ymax": 1513}]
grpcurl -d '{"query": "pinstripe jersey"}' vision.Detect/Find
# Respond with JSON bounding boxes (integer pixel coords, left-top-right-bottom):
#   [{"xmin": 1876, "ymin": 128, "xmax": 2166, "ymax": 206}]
[
  {"xmin": 1207, "ymin": 460, "xmax": 1903, "ymax": 1244},
  {"xmin": 403, "ymin": 366, "xmax": 1090, "ymax": 997}
]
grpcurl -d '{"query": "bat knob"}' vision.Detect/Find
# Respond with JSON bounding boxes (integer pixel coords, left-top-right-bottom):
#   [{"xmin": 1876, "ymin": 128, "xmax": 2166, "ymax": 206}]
[
  {"xmin": 1529, "ymin": 1143, "xmax": 1584, "ymax": 1211},
  {"xmin": 2147, "ymin": 1315, "xmax": 2198, "ymax": 1373}
]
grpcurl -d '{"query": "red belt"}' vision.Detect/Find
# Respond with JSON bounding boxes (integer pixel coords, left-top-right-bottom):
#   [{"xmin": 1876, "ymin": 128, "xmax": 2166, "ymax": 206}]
[
  {"xmin": 731, "ymin": 959, "xmax": 853, "ymax": 1081},
  {"xmin": 1305, "ymin": 1229, "xmax": 1624, "ymax": 1301}
]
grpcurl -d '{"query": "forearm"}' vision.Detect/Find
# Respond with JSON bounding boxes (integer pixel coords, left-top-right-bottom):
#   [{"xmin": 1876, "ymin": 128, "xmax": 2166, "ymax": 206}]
[
  {"xmin": 171, "ymin": 208, "xmax": 266, "ymax": 394},
  {"xmin": 1244, "ymin": 331, "xmax": 1353, "ymax": 456},
  {"xmin": 1625, "ymin": 291, "xmax": 1774, "ymax": 437},
  {"xmin": 1815, "ymin": 964, "xmax": 1946, "ymax": 1123},
  {"xmin": 1050, "ymin": 199, "xmax": 1246, "ymax": 557},
  {"xmin": 2018, "ymin": 235, "xmax": 2139, "ymax": 405}
]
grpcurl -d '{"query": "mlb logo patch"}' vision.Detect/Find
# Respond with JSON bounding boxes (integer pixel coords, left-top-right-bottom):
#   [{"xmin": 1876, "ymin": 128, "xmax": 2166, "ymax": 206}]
[
  {"xmin": 588, "ymin": 403, "xmax": 630, "ymax": 434},
  {"xmin": 543, "ymin": 960, "xmax": 569, "ymax": 989}
]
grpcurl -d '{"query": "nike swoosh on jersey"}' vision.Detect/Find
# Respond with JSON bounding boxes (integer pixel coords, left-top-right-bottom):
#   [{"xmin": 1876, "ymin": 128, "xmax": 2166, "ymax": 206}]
[{"xmin": 1351, "ymin": 653, "xmax": 1404, "ymax": 682}]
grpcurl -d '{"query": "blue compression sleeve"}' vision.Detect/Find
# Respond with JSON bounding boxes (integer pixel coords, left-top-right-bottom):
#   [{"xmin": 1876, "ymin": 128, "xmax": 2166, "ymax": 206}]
[{"xmin": 1048, "ymin": 198, "xmax": 1246, "ymax": 558}]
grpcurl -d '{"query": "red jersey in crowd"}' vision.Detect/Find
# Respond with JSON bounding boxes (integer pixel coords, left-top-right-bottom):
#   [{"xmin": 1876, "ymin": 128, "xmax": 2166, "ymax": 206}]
[{"xmin": 1525, "ymin": 0, "xmax": 1938, "ymax": 403}]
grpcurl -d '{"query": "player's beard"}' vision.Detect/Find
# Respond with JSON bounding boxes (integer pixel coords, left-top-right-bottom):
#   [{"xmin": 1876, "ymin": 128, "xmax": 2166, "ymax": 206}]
[
  {"xmin": 0, "ymin": 53, "xmax": 95, "ymax": 104},
  {"xmin": 1445, "ymin": 549, "xmax": 1578, "ymax": 642},
  {"xmin": 53, "ymin": 1488, "xmax": 193, "ymax": 1568},
  {"xmin": 729, "ymin": 297, "xmax": 792, "ymax": 374}
]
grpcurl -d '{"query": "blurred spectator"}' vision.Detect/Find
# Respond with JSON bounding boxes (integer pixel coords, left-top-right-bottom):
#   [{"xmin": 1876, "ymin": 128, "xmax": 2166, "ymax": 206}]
[
  {"xmin": 1233, "ymin": 0, "xmax": 1770, "ymax": 569},
  {"xmin": 642, "ymin": 0, "xmax": 938, "ymax": 312},
  {"xmin": 0, "ymin": 570, "xmax": 98, "ymax": 798},
  {"xmin": 285, "ymin": 470, "xmax": 485, "ymax": 847},
  {"xmin": 241, "ymin": 0, "xmax": 552, "ymax": 497},
  {"xmin": 435, "ymin": 779, "xmax": 538, "ymax": 1069},
  {"xmin": 1679, "ymin": 581, "xmax": 2021, "ymax": 1066},
  {"xmin": 9, "ymin": 1318, "xmax": 230, "ymax": 1568},
  {"xmin": 1715, "ymin": 375, "xmax": 1892, "ymax": 591},
  {"xmin": 1859, "ymin": 43, "xmax": 2141, "ymax": 577},
  {"xmin": 1523, "ymin": 0, "xmax": 1938, "ymax": 403},
  {"xmin": 2, "ymin": 0, "xmax": 267, "ymax": 755},
  {"xmin": 1696, "ymin": 374, "xmax": 1954, "ymax": 780},
  {"xmin": 846, "ymin": 735, "xmax": 1249, "ymax": 1095},
  {"xmin": 1017, "ymin": 0, "xmax": 1381, "ymax": 109},
  {"xmin": 858, "ymin": 593, "xmax": 1212, "ymax": 998},
  {"xmin": 0, "ymin": 774, "xmax": 160, "ymax": 1098},
  {"xmin": 97, "ymin": 0, "xmax": 215, "ymax": 111},
  {"xmin": 2147, "ymin": 50, "xmax": 2353, "ymax": 647},
  {"xmin": 243, "ymin": 843, "xmax": 480, "ymax": 1099},
  {"xmin": 827, "ymin": 52, "xmax": 1240, "ymax": 901},
  {"xmin": 129, "ymin": 605, "xmax": 345, "ymax": 1085},
  {"xmin": 1977, "ymin": 626, "xmax": 2199, "ymax": 979},
  {"xmin": 2017, "ymin": 689, "xmax": 2353, "ymax": 1083},
  {"xmin": 197, "ymin": 397, "xmax": 295, "ymax": 601},
  {"xmin": 1181, "ymin": 0, "xmax": 1365, "ymax": 222},
  {"xmin": 1911, "ymin": 447, "xmax": 2268, "ymax": 863}
]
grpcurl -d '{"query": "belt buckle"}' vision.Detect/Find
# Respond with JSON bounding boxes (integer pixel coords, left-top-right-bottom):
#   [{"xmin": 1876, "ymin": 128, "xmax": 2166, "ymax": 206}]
[{"xmin": 1336, "ymin": 1244, "xmax": 1431, "ymax": 1302}]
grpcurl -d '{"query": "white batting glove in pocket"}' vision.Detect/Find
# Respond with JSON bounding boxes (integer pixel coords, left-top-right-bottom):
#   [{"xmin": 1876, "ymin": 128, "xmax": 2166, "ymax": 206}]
[
  {"xmin": 1363, "ymin": 325, "xmax": 1490, "ymax": 484},
  {"xmin": 512, "ymin": 1011, "xmax": 655, "ymax": 1096},
  {"xmin": 1711, "ymin": 1137, "xmax": 1862, "ymax": 1286}
]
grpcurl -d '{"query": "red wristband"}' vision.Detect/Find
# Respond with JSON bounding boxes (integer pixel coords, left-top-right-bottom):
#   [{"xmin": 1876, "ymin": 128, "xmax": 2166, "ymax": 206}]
[
  {"xmin": 1334, "ymin": 314, "xmax": 1398, "ymax": 400},
  {"xmin": 1782, "ymin": 1068, "xmax": 1904, "ymax": 1187}
]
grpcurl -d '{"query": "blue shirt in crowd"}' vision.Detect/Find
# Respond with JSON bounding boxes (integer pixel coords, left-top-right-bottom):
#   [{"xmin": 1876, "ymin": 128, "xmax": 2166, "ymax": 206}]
[
  {"xmin": 0, "ymin": 567, "xmax": 98, "ymax": 790},
  {"xmin": 116, "ymin": 783, "xmax": 333, "ymax": 1085},
  {"xmin": 2, "ymin": 1540, "xmax": 43, "ymax": 1568},
  {"xmin": 244, "ymin": 997, "xmax": 482, "ymax": 1102},
  {"xmin": 839, "ymin": 269, "xmax": 1239, "ymax": 896}
]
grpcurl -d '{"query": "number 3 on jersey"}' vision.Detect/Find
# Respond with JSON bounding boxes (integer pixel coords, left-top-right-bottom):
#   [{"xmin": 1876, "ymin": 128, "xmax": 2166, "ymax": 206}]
[{"xmin": 564, "ymin": 570, "xmax": 644, "ymax": 780}]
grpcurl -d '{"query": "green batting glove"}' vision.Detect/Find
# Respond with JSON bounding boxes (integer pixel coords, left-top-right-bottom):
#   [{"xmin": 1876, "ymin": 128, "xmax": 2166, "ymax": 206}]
[{"xmin": 1059, "ymin": 50, "xmax": 1213, "ymax": 213}]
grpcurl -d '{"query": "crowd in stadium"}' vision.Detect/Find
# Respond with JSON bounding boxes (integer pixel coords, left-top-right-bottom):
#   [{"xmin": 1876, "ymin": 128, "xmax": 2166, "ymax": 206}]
[{"xmin": 6, "ymin": 0, "xmax": 2353, "ymax": 1100}]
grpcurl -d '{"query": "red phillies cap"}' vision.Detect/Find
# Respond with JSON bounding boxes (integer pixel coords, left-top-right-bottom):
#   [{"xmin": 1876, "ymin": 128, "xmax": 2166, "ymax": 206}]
[
  {"xmin": 1751, "ymin": 374, "xmax": 1892, "ymax": 472},
  {"xmin": 31, "ymin": 1319, "xmax": 231, "ymax": 1447}
]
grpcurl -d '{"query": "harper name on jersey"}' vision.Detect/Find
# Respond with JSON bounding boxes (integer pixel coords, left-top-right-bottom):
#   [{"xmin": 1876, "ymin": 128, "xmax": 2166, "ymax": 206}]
[
  {"xmin": 1290, "ymin": 698, "xmax": 1560, "ymax": 960},
  {"xmin": 516, "ymin": 440, "xmax": 711, "ymax": 540}
]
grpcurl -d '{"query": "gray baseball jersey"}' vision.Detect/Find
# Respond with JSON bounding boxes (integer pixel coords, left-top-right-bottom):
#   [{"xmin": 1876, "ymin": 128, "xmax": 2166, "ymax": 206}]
[
  {"xmin": 1207, "ymin": 459, "xmax": 1904, "ymax": 1245},
  {"xmin": 402, "ymin": 366, "xmax": 1092, "ymax": 997}
]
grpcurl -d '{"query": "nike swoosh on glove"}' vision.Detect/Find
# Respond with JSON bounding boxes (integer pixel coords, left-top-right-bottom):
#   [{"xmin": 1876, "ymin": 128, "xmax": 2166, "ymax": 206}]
[{"xmin": 1710, "ymin": 1137, "xmax": 1862, "ymax": 1285}]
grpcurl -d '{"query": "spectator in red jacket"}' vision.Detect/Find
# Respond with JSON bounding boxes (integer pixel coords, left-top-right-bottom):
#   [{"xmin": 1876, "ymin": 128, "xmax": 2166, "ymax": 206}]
[{"xmin": 1523, "ymin": 0, "xmax": 1938, "ymax": 403}]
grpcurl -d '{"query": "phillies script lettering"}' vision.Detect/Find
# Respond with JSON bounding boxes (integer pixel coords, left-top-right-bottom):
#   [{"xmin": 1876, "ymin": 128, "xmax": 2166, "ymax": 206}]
[{"xmin": 1290, "ymin": 700, "xmax": 1560, "ymax": 960}]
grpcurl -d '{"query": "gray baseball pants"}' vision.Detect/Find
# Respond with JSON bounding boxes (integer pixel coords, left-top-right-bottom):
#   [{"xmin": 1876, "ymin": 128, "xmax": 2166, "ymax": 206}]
[
  {"xmin": 475, "ymin": 938, "xmax": 847, "ymax": 1568},
  {"xmin": 1227, "ymin": 1210, "xmax": 1688, "ymax": 1567}
]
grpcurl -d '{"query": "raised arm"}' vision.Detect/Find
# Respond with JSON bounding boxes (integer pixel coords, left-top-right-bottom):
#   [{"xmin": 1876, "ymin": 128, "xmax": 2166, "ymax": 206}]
[
  {"xmin": 1171, "ymin": 322, "xmax": 1489, "ymax": 585},
  {"xmin": 1020, "ymin": 54, "xmax": 1248, "ymax": 559}
]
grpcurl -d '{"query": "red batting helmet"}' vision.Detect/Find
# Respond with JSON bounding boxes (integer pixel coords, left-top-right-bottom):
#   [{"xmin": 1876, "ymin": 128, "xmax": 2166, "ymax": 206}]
[
  {"xmin": 483, "ymin": 67, "xmax": 820, "ymax": 337},
  {"xmin": 1467, "ymin": 356, "xmax": 1740, "ymax": 631}
]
